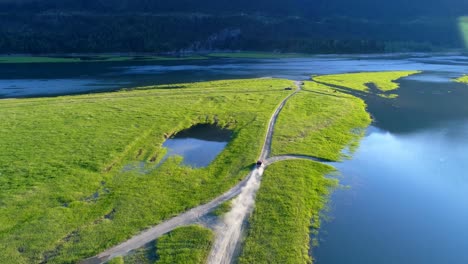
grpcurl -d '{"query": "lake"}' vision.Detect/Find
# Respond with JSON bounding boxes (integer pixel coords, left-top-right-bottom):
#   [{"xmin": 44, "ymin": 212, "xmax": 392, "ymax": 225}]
[{"xmin": 2, "ymin": 53, "xmax": 468, "ymax": 263}]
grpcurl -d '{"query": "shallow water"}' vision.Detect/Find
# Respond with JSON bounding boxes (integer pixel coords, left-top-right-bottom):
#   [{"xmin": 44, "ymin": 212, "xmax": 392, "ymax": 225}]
[
  {"xmin": 313, "ymin": 76, "xmax": 468, "ymax": 263},
  {"xmin": 162, "ymin": 124, "xmax": 232, "ymax": 168},
  {"xmin": 2, "ymin": 52, "xmax": 468, "ymax": 98}
]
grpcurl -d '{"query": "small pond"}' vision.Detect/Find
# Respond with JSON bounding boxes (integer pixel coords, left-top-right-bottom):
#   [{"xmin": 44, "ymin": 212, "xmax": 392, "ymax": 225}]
[{"xmin": 162, "ymin": 124, "xmax": 233, "ymax": 168}]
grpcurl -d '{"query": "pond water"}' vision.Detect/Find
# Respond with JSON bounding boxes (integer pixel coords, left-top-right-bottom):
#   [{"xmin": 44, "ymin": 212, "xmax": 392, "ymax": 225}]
[
  {"xmin": 3, "ymin": 53, "xmax": 468, "ymax": 263},
  {"xmin": 162, "ymin": 124, "xmax": 232, "ymax": 168}
]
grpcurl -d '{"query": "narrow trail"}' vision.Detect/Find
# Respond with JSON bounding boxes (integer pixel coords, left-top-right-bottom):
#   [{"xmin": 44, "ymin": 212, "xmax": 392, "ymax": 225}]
[
  {"xmin": 207, "ymin": 82, "xmax": 302, "ymax": 264},
  {"xmin": 81, "ymin": 81, "xmax": 302, "ymax": 264}
]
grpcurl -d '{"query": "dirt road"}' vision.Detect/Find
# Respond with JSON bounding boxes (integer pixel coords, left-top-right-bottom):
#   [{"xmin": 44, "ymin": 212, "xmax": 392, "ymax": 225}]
[{"xmin": 81, "ymin": 81, "xmax": 303, "ymax": 264}]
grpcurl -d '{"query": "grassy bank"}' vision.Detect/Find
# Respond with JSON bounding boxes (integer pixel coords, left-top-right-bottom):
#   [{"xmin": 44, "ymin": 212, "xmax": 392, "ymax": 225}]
[
  {"xmin": 313, "ymin": 71, "xmax": 421, "ymax": 98},
  {"xmin": 0, "ymin": 78, "xmax": 293, "ymax": 263},
  {"xmin": 0, "ymin": 55, "xmax": 207, "ymax": 64},
  {"xmin": 455, "ymin": 75, "xmax": 468, "ymax": 84},
  {"xmin": 239, "ymin": 160, "xmax": 337, "ymax": 264},
  {"xmin": 156, "ymin": 226, "xmax": 213, "ymax": 264},
  {"xmin": 271, "ymin": 81, "xmax": 371, "ymax": 161}
]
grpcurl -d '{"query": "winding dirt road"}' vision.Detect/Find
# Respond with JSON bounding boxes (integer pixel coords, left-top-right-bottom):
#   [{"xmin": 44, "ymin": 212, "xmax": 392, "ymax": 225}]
[{"xmin": 81, "ymin": 81, "xmax": 310, "ymax": 264}]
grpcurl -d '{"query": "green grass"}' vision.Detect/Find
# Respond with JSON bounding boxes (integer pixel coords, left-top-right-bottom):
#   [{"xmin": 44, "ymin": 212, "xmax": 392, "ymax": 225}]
[
  {"xmin": 0, "ymin": 55, "xmax": 207, "ymax": 64},
  {"xmin": 211, "ymin": 199, "xmax": 232, "ymax": 217},
  {"xmin": 207, "ymin": 52, "xmax": 311, "ymax": 59},
  {"xmin": 313, "ymin": 71, "xmax": 421, "ymax": 98},
  {"xmin": 155, "ymin": 226, "xmax": 213, "ymax": 264},
  {"xmin": 108, "ymin": 256, "xmax": 125, "ymax": 264},
  {"xmin": 0, "ymin": 78, "xmax": 294, "ymax": 263},
  {"xmin": 454, "ymin": 75, "xmax": 468, "ymax": 84},
  {"xmin": 238, "ymin": 160, "xmax": 337, "ymax": 264},
  {"xmin": 272, "ymin": 81, "xmax": 371, "ymax": 161}
]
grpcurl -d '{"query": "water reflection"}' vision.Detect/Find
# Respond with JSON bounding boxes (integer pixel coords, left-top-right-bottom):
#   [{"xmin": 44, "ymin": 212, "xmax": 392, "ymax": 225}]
[
  {"xmin": 314, "ymin": 124, "xmax": 468, "ymax": 264},
  {"xmin": 163, "ymin": 124, "xmax": 232, "ymax": 168},
  {"xmin": 2, "ymin": 53, "xmax": 468, "ymax": 98}
]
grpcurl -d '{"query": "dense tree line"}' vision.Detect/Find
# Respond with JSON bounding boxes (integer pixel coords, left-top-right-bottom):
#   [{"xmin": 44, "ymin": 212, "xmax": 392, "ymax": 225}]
[
  {"xmin": 0, "ymin": 0, "xmax": 465, "ymax": 54},
  {"xmin": 2, "ymin": 0, "xmax": 468, "ymax": 18}
]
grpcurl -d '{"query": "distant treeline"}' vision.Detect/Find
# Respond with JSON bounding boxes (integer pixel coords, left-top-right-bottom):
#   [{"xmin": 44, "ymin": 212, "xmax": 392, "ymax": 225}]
[
  {"xmin": 2, "ymin": 0, "xmax": 468, "ymax": 18},
  {"xmin": 0, "ymin": 0, "xmax": 465, "ymax": 54}
]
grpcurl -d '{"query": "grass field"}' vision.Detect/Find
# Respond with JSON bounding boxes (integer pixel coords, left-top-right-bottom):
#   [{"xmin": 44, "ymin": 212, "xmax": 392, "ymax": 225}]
[
  {"xmin": 239, "ymin": 160, "xmax": 337, "ymax": 264},
  {"xmin": 0, "ymin": 72, "xmax": 382, "ymax": 263},
  {"xmin": 313, "ymin": 71, "xmax": 421, "ymax": 98},
  {"xmin": 238, "ymin": 80, "xmax": 372, "ymax": 263},
  {"xmin": 155, "ymin": 226, "xmax": 213, "ymax": 264},
  {"xmin": 0, "ymin": 78, "xmax": 293, "ymax": 263},
  {"xmin": 271, "ymin": 81, "xmax": 371, "ymax": 161}
]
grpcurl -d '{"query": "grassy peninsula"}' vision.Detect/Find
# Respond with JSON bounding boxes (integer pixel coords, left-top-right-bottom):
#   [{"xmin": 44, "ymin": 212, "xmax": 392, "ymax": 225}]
[
  {"xmin": 272, "ymin": 81, "xmax": 371, "ymax": 161},
  {"xmin": 239, "ymin": 160, "xmax": 337, "ymax": 264},
  {"xmin": 0, "ymin": 78, "xmax": 293, "ymax": 263}
]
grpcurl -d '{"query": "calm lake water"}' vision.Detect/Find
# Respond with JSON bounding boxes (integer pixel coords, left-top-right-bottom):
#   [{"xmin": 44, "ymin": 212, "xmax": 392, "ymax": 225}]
[
  {"xmin": 2, "ymin": 53, "xmax": 468, "ymax": 263},
  {"xmin": 313, "ymin": 75, "xmax": 468, "ymax": 264}
]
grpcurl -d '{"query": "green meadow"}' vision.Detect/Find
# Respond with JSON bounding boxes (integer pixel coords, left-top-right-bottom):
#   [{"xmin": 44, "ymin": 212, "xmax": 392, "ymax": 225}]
[
  {"xmin": 272, "ymin": 81, "xmax": 371, "ymax": 161},
  {"xmin": 0, "ymin": 78, "xmax": 293, "ymax": 263},
  {"xmin": 0, "ymin": 71, "xmax": 409, "ymax": 263},
  {"xmin": 155, "ymin": 226, "xmax": 213, "ymax": 264},
  {"xmin": 239, "ymin": 160, "xmax": 337, "ymax": 264}
]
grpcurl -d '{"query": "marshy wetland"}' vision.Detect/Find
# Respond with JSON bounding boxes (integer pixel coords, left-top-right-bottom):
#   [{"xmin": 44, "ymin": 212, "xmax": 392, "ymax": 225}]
[{"xmin": 1, "ymin": 53, "xmax": 468, "ymax": 264}]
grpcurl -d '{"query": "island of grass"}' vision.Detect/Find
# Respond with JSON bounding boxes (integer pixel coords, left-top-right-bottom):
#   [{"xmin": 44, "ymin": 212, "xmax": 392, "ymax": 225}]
[
  {"xmin": 155, "ymin": 226, "xmax": 213, "ymax": 264},
  {"xmin": 238, "ymin": 80, "xmax": 373, "ymax": 264},
  {"xmin": 455, "ymin": 75, "xmax": 468, "ymax": 84},
  {"xmin": 313, "ymin": 71, "xmax": 421, "ymax": 98}
]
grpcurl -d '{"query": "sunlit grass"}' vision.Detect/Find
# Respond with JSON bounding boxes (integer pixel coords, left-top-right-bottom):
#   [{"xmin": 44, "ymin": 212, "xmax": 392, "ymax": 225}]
[
  {"xmin": 239, "ymin": 160, "xmax": 337, "ymax": 264},
  {"xmin": 313, "ymin": 71, "xmax": 421, "ymax": 98},
  {"xmin": 156, "ymin": 226, "xmax": 213, "ymax": 264},
  {"xmin": 454, "ymin": 75, "xmax": 468, "ymax": 84},
  {"xmin": 0, "ymin": 78, "xmax": 293, "ymax": 263},
  {"xmin": 272, "ymin": 81, "xmax": 371, "ymax": 161}
]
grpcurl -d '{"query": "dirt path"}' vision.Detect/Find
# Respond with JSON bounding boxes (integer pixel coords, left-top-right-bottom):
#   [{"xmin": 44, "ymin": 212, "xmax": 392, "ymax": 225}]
[
  {"xmin": 81, "ymin": 81, "xmax": 302, "ymax": 264},
  {"xmin": 259, "ymin": 81, "xmax": 302, "ymax": 160}
]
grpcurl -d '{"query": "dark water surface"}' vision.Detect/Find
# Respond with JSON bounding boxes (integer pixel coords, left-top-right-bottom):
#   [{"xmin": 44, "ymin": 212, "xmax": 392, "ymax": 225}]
[
  {"xmin": 2, "ymin": 53, "xmax": 468, "ymax": 98},
  {"xmin": 3, "ymin": 53, "xmax": 468, "ymax": 263}
]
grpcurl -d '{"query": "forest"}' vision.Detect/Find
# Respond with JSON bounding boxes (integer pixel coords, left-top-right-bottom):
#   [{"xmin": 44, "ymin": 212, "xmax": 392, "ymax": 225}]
[{"xmin": 0, "ymin": 0, "xmax": 466, "ymax": 54}]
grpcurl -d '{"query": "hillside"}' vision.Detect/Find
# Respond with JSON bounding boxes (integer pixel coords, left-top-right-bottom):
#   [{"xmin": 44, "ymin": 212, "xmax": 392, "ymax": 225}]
[{"xmin": 0, "ymin": 0, "xmax": 466, "ymax": 54}]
